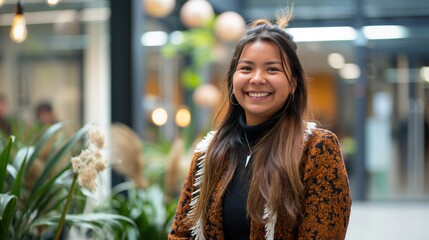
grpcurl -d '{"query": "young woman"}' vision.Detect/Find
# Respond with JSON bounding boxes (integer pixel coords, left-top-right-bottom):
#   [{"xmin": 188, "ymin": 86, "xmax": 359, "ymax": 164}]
[{"xmin": 169, "ymin": 11, "xmax": 352, "ymax": 240}]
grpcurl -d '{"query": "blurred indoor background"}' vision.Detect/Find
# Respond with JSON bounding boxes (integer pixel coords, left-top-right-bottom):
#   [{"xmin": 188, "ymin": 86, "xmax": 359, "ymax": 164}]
[{"xmin": 0, "ymin": 0, "xmax": 428, "ymax": 239}]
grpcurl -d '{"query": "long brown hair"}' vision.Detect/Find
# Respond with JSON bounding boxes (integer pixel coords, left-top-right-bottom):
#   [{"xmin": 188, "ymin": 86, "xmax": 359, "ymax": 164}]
[{"xmin": 189, "ymin": 10, "xmax": 309, "ymax": 228}]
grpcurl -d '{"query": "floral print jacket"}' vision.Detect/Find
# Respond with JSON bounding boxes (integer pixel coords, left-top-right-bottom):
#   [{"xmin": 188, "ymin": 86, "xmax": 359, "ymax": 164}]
[{"xmin": 169, "ymin": 127, "xmax": 352, "ymax": 240}]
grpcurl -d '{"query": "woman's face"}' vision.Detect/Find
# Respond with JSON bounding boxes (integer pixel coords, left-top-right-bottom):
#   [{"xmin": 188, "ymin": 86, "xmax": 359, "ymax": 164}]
[{"xmin": 233, "ymin": 40, "xmax": 294, "ymax": 126}]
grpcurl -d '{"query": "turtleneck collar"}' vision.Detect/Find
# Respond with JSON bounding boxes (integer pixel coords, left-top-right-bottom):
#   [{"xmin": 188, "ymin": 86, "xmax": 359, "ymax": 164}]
[{"xmin": 239, "ymin": 113, "xmax": 281, "ymax": 145}]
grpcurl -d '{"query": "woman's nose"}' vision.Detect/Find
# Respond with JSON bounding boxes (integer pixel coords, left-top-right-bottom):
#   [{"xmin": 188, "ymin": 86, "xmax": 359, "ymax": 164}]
[{"xmin": 249, "ymin": 69, "xmax": 266, "ymax": 84}]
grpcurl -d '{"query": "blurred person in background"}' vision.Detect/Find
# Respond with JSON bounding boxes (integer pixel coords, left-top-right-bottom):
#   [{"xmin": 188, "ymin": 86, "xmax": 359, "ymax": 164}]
[
  {"xmin": 35, "ymin": 102, "xmax": 57, "ymax": 125},
  {"xmin": 0, "ymin": 93, "xmax": 12, "ymax": 136},
  {"xmin": 169, "ymin": 9, "xmax": 351, "ymax": 240}
]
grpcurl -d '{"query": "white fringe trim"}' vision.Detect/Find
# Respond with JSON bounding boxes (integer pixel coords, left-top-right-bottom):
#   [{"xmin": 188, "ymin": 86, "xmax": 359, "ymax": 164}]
[
  {"xmin": 190, "ymin": 215, "xmax": 206, "ymax": 240},
  {"xmin": 263, "ymin": 205, "xmax": 278, "ymax": 240},
  {"xmin": 194, "ymin": 131, "xmax": 216, "ymax": 153},
  {"xmin": 188, "ymin": 155, "xmax": 205, "ymax": 218},
  {"xmin": 304, "ymin": 121, "xmax": 316, "ymax": 141},
  {"xmin": 189, "ymin": 131, "xmax": 215, "ymax": 240}
]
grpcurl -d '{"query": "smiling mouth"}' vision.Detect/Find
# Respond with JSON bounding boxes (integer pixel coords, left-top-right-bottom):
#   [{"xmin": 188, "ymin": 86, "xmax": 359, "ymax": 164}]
[{"xmin": 247, "ymin": 92, "xmax": 271, "ymax": 98}]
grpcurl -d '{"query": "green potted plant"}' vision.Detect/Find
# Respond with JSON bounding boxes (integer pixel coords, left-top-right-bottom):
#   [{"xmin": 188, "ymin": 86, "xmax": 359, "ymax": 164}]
[{"xmin": 0, "ymin": 123, "xmax": 135, "ymax": 239}]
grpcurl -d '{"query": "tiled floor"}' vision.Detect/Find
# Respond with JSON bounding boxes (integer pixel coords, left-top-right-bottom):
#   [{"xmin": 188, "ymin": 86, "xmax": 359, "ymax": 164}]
[{"xmin": 346, "ymin": 201, "xmax": 429, "ymax": 240}]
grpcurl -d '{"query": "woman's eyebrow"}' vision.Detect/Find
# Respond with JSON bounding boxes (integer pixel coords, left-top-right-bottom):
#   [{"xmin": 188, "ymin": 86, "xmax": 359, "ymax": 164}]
[
  {"xmin": 237, "ymin": 60, "xmax": 282, "ymax": 65},
  {"xmin": 237, "ymin": 60, "xmax": 254, "ymax": 64},
  {"xmin": 265, "ymin": 61, "xmax": 282, "ymax": 65}
]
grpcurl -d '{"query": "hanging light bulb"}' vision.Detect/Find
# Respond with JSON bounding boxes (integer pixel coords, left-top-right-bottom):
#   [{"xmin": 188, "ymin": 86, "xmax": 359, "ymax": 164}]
[
  {"xmin": 10, "ymin": 1, "xmax": 28, "ymax": 43},
  {"xmin": 214, "ymin": 11, "xmax": 246, "ymax": 42},
  {"xmin": 46, "ymin": 0, "xmax": 61, "ymax": 6},
  {"xmin": 180, "ymin": 0, "xmax": 214, "ymax": 28},
  {"xmin": 143, "ymin": 0, "xmax": 175, "ymax": 18},
  {"xmin": 0, "ymin": 0, "xmax": 5, "ymax": 8}
]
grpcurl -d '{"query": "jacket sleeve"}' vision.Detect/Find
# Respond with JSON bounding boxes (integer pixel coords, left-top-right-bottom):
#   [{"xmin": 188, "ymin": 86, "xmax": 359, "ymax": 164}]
[
  {"xmin": 168, "ymin": 153, "xmax": 201, "ymax": 240},
  {"xmin": 296, "ymin": 130, "xmax": 352, "ymax": 240}
]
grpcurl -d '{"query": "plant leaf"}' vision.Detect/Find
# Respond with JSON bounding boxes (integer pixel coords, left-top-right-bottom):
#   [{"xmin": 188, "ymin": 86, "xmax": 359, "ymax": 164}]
[
  {"xmin": 31, "ymin": 125, "xmax": 88, "ymax": 195},
  {"xmin": 0, "ymin": 193, "xmax": 17, "ymax": 238},
  {"xmin": 11, "ymin": 155, "xmax": 26, "ymax": 197},
  {"xmin": 13, "ymin": 146, "xmax": 33, "ymax": 170},
  {"xmin": 24, "ymin": 165, "xmax": 71, "ymax": 214},
  {"xmin": 31, "ymin": 212, "xmax": 137, "ymax": 239},
  {"xmin": 24, "ymin": 122, "xmax": 64, "ymax": 175},
  {"xmin": 181, "ymin": 68, "xmax": 201, "ymax": 89},
  {"xmin": 33, "ymin": 184, "xmax": 66, "ymax": 218},
  {"xmin": 0, "ymin": 136, "xmax": 15, "ymax": 190},
  {"xmin": 6, "ymin": 165, "xmax": 17, "ymax": 179}
]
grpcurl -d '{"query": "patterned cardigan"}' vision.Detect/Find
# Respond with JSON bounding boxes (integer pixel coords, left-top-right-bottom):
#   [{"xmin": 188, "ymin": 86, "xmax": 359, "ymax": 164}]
[{"xmin": 169, "ymin": 126, "xmax": 352, "ymax": 240}]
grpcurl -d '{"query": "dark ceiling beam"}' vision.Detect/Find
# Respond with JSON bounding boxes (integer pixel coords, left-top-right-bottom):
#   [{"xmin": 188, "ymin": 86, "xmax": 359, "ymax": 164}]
[
  {"xmin": 207, "ymin": 0, "xmax": 240, "ymax": 13},
  {"xmin": 207, "ymin": 0, "xmax": 251, "ymax": 20},
  {"xmin": 289, "ymin": 16, "xmax": 429, "ymax": 28},
  {"xmin": 0, "ymin": 2, "xmax": 106, "ymax": 14}
]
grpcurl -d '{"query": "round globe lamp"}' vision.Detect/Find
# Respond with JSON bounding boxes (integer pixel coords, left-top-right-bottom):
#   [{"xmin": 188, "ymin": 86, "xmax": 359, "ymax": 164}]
[
  {"xmin": 214, "ymin": 11, "xmax": 246, "ymax": 42},
  {"xmin": 143, "ymin": 0, "xmax": 175, "ymax": 18},
  {"xmin": 180, "ymin": 0, "xmax": 214, "ymax": 28}
]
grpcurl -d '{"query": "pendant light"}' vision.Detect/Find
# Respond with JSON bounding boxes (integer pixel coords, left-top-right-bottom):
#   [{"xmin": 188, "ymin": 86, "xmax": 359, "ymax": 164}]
[
  {"xmin": 180, "ymin": 0, "xmax": 213, "ymax": 28},
  {"xmin": 143, "ymin": 0, "xmax": 175, "ymax": 18},
  {"xmin": 214, "ymin": 11, "xmax": 246, "ymax": 42},
  {"xmin": 46, "ymin": 0, "xmax": 61, "ymax": 6},
  {"xmin": 10, "ymin": 1, "xmax": 28, "ymax": 43}
]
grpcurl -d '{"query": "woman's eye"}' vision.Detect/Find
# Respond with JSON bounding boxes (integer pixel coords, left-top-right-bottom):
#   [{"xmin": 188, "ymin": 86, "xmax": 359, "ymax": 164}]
[
  {"xmin": 238, "ymin": 66, "xmax": 251, "ymax": 71},
  {"xmin": 267, "ymin": 67, "xmax": 280, "ymax": 72}
]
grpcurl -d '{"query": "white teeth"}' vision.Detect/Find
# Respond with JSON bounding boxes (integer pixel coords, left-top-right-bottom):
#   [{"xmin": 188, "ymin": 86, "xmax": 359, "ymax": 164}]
[{"xmin": 248, "ymin": 92, "xmax": 269, "ymax": 97}]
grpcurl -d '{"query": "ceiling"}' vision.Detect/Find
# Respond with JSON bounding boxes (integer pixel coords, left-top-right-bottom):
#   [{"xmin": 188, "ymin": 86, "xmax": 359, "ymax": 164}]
[
  {"xmin": 1, "ymin": 0, "xmax": 428, "ymax": 73},
  {"xmin": 233, "ymin": 0, "xmax": 429, "ymax": 73},
  {"xmin": 184, "ymin": 0, "xmax": 429, "ymax": 73},
  {"xmin": 1, "ymin": 0, "xmax": 427, "ymax": 31},
  {"xmin": 211, "ymin": 0, "xmax": 429, "ymax": 20},
  {"xmin": 0, "ymin": 0, "xmax": 107, "ymax": 13}
]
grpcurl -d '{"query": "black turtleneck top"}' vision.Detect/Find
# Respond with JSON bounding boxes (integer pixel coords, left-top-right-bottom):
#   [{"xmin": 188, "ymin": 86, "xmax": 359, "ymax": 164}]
[{"xmin": 222, "ymin": 114, "xmax": 280, "ymax": 240}]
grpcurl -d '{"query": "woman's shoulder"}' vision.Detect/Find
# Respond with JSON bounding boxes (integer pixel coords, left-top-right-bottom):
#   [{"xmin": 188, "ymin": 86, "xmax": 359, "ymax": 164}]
[
  {"xmin": 302, "ymin": 123, "xmax": 345, "ymax": 173},
  {"xmin": 304, "ymin": 122, "xmax": 339, "ymax": 146},
  {"xmin": 303, "ymin": 123, "xmax": 343, "ymax": 163},
  {"xmin": 301, "ymin": 124, "xmax": 347, "ymax": 185}
]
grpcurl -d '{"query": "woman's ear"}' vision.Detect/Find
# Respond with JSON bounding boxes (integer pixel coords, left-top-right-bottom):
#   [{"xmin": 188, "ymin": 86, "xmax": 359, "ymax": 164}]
[{"xmin": 291, "ymin": 78, "xmax": 297, "ymax": 94}]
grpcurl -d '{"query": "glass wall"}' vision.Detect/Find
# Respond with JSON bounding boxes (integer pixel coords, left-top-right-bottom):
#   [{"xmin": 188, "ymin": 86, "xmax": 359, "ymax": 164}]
[{"xmin": 0, "ymin": 1, "xmax": 109, "ymax": 128}]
